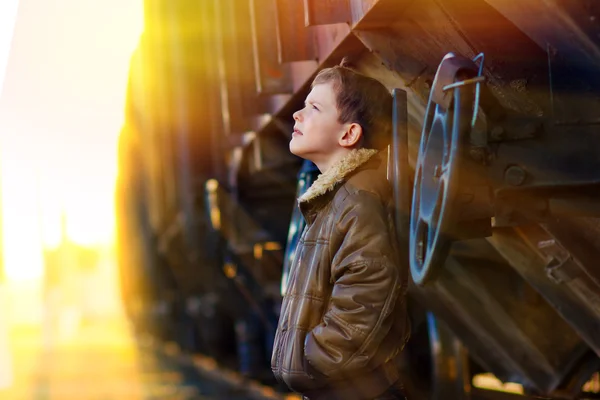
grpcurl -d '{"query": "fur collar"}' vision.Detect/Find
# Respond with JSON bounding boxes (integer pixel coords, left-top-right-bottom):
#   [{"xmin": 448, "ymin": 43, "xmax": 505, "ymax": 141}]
[{"xmin": 299, "ymin": 148, "xmax": 379, "ymax": 203}]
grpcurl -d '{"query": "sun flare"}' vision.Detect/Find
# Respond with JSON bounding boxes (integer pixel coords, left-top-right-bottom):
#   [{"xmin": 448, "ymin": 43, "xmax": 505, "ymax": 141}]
[{"xmin": 0, "ymin": 0, "xmax": 144, "ymax": 282}]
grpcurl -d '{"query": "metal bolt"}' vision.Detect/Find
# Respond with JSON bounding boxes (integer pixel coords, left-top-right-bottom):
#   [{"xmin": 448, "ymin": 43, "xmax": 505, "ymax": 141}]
[{"xmin": 504, "ymin": 165, "xmax": 527, "ymax": 186}]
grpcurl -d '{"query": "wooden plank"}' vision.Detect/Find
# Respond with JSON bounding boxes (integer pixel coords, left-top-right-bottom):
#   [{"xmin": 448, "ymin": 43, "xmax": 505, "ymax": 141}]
[
  {"xmin": 213, "ymin": 0, "xmax": 242, "ymax": 135},
  {"xmin": 289, "ymin": 61, "xmax": 319, "ymax": 94},
  {"xmin": 410, "ymin": 262, "xmax": 539, "ymax": 391},
  {"xmin": 304, "ymin": 0, "xmax": 351, "ymax": 26},
  {"xmin": 480, "ymin": 0, "xmax": 600, "ymax": 125},
  {"xmin": 313, "ymin": 23, "xmax": 352, "ymax": 64},
  {"xmin": 356, "ymin": 0, "xmax": 549, "ymax": 128},
  {"xmin": 350, "ymin": 0, "xmax": 414, "ymax": 28},
  {"xmin": 435, "ymin": 0, "xmax": 553, "ymax": 118},
  {"xmin": 350, "ymin": 0, "xmax": 379, "ymax": 25},
  {"xmin": 214, "ymin": 0, "xmax": 259, "ymax": 134},
  {"xmin": 352, "ymin": 27, "xmax": 432, "ymax": 104},
  {"xmin": 411, "ymin": 238, "xmax": 590, "ymax": 393},
  {"xmin": 481, "ymin": 0, "xmax": 600, "ymax": 61},
  {"xmin": 229, "ymin": 0, "xmax": 261, "ymax": 118},
  {"xmin": 487, "ymin": 226, "xmax": 600, "ymax": 358},
  {"xmin": 198, "ymin": 0, "xmax": 227, "ymax": 181},
  {"xmin": 275, "ymin": 0, "xmax": 317, "ymax": 62},
  {"xmin": 250, "ymin": 0, "xmax": 293, "ymax": 94}
]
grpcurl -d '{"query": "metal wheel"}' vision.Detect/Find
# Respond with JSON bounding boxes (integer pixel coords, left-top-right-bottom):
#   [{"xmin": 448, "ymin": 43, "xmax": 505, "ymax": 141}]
[{"xmin": 409, "ymin": 53, "xmax": 482, "ymax": 285}]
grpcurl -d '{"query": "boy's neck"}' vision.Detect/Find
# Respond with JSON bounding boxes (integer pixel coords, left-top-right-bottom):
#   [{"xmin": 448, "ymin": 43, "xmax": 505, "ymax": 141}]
[{"xmin": 314, "ymin": 148, "xmax": 355, "ymax": 173}]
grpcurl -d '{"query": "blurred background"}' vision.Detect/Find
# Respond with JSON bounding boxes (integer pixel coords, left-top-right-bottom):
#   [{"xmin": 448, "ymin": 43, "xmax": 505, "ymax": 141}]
[{"xmin": 0, "ymin": 0, "xmax": 144, "ymax": 396}]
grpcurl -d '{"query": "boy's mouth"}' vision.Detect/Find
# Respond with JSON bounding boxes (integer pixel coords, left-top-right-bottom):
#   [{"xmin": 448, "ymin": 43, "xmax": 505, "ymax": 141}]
[{"xmin": 293, "ymin": 127, "xmax": 303, "ymax": 137}]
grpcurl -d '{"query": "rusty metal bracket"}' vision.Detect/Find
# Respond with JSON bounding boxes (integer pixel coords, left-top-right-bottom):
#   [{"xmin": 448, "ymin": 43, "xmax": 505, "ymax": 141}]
[
  {"xmin": 543, "ymin": 221, "xmax": 600, "ymax": 289},
  {"xmin": 545, "ymin": 256, "xmax": 582, "ymax": 284},
  {"xmin": 521, "ymin": 224, "xmax": 600, "ymax": 318},
  {"xmin": 431, "ymin": 53, "xmax": 480, "ymax": 110},
  {"xmin": 536, "ymin": 233, "xmax": 585, "ymax": 285}
]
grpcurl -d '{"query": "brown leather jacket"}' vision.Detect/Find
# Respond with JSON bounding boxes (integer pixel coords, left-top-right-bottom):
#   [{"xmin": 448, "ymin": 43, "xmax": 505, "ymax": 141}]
[{"xmin": 272, "ymin": 149, "xmax": 410, "ymax": 400}]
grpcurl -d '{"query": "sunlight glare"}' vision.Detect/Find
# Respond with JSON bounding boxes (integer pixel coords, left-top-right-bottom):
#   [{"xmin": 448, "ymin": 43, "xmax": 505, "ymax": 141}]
[
  {"xmin": 0, "ymin": 147, "xmax": 44, "ymax": 282},
  {"xmin": 0, "ymin": 0, "xmax": 144, "ymax": 281},
  {"xmin": 0, "ymin": 0, "xmax": 20, "ymax": 96}
]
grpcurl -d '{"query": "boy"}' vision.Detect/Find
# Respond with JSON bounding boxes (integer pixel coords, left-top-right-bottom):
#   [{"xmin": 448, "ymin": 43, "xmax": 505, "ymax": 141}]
[{"xmin": 271, "ymin": 60, "xmax": 410, "ymax": 400}]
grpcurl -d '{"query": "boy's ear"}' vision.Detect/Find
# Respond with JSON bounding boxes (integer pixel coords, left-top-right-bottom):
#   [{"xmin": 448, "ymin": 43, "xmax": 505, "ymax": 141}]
[{"xmin": 339, "ymin": 123, "xmax": 363, "ymax": 148}]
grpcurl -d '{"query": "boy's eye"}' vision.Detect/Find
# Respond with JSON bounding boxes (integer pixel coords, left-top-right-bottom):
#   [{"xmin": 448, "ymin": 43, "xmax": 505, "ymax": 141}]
[{"xmin": 304, "ymin": 101, "xmax": 319, "ymax": 111}]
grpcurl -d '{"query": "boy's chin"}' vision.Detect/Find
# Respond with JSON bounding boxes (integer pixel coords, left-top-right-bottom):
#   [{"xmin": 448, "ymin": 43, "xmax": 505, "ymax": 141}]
[
  {"xmin": 289, "ymin": 140, "xmax": 307, "ymax": 158},
  {"xmin": 289, "ymin": 139, "xmax": 319, "ymax": 163}
]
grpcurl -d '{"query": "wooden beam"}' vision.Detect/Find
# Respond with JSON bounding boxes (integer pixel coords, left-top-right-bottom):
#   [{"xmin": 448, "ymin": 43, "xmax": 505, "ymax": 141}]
[
  {"xmin": 434, "ymin": 0, "xmax": 561, "ymax": 120},
  {"xmin": 250, "ymin": 0, "xmax": 293, "ymax": 94},
  {"xmin": 304, "ymin": 0, "xmax": 351, "ymax": 26},
  {"xmin": 481, "ymin": 0, "xmax": 600, "ymax": 62},
  {"xmin": 214, "ymin": 0, "xmax": 264, "ymax": 135},
  {"xmin": 488, "ymin": 226, "xmax": 600, "ymax": 358},
  {"xmin": 314, "ymin": 23, "xmax": 352, "ymax": 64},
  {"xmin": 410, "ymin": 238, "xmax": 590, "ymax": 393},
  {"xmin": 480, "ymin": 0, "xmax": 600, "ymax": 125},
  {"xmin": 350, "ymin": 0, "xmax": 415, "ymax": 29},
  {"xmin": 275, "ymin": 0, "xmax": 317, "ymax": 62}
]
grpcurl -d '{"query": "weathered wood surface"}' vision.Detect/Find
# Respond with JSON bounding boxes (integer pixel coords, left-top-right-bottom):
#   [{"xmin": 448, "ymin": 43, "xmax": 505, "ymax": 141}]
[
  {"xmin": 275, "ymin": 0, "xmax": 317, "ymax": 62},
  {"xmin": 214, "ymin": 0, "xmax": 258, "ymax": 135},
  {"xmin": 304, "ymin": 0, "xmax": 351, "ymax": 26},
  {"xmin": 481, "ymin": 0, "xmax": 600, "ymax": 125},
  {"xmin": 250, "ymin": 0, "xmax": 293, "ymax": 94},
  {"xmin": 488, "ymin": 226, "xmax": 600, "ymax": 358},
  {"xmin": 410, "ymin": 245, "xmax": 590, "ymax": 393}
]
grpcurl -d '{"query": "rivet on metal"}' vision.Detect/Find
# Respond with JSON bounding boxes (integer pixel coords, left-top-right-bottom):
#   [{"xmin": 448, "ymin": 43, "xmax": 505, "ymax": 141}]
[{"xmin": 504, "ymin": 165, "xmax": 527, "ymax": 186}]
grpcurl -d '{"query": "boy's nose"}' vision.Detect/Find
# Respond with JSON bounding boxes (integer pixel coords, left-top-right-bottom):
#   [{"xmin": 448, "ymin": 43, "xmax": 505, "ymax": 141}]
[{"xmin": 293, "ymin": 110, "xmax": 302, "ymax": 122}]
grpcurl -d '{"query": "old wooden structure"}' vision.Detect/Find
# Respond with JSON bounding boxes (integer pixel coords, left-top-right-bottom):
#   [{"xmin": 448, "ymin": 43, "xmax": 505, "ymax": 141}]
[{"xmin": 115, "ymin": 0, "xmax": 600, "ymax": 398}]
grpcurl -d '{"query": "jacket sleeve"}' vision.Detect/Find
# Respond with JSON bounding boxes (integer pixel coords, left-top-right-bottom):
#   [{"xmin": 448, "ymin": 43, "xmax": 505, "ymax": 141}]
[{"xmin": 303, "ymin": 190, "xmax": 403, "ymax": 380}]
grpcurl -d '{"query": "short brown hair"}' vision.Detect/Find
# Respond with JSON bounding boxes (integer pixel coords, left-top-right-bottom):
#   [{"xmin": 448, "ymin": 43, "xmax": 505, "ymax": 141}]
[{"xmin": 312, "ymin": 59, "xmax": 392, "ymax": 150}]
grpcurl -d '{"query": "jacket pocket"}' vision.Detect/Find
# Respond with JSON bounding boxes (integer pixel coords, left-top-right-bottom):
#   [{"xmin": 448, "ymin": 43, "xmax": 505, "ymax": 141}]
[
  {"xmin": 271, "ymin": 325, "xmax": 286, "ymax": 384},
  {"xmin": 281, "ymin": 327, "xmax": 325, "ymax": 393}
]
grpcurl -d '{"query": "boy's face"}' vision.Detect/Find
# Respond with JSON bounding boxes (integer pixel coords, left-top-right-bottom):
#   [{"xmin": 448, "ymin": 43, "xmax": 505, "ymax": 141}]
[{"xmin": 290, "ymin": 82, "xmax": 346, "ymax": 162}]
